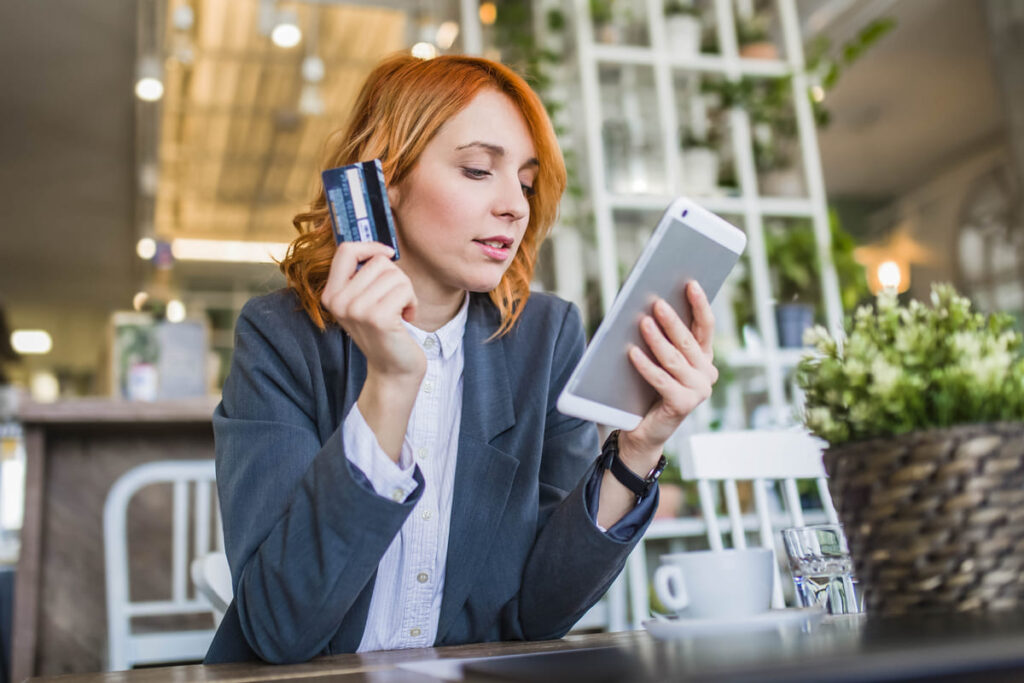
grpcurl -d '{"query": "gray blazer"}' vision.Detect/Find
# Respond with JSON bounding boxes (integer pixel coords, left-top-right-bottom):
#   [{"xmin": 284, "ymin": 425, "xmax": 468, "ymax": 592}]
[{"xmin": 205, "ymin": 289, "xmax": 651, "ymax": 664}]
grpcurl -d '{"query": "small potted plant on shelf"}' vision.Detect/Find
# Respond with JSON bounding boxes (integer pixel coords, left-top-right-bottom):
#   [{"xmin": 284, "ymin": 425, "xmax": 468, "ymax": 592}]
[
  {"xmin": 590, "ymin": 0, "xmax": 619, "ymax": 44},
  {"xmin": 664, "ymin": 1, "xmax": 702, "ymax": 57},
  {"xmin": 731, "ymin": 212, "xmax": 870, "ymax": 349},
  {"xmin": 680, "ymin": 127, "xmax": 719, "ymax": 197},
  {"xmin": 737, "ymin": 13, "xmax": 777, "ymax": 59},
  {"xmin": 798, "ymin": 284, "xmax": 1024, "ymax": 616}
]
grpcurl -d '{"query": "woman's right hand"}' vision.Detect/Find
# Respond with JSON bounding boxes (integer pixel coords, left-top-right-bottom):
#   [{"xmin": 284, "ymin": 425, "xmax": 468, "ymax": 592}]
[{"xmin": 321, "ymin": 241, "xmax": 426, "ymax": 382}]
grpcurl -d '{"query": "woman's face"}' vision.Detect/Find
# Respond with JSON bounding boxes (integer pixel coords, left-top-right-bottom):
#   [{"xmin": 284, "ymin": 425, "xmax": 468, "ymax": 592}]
[{"xmin": 389, "ymin": 89, "xmax": 538, "ymax": 302}]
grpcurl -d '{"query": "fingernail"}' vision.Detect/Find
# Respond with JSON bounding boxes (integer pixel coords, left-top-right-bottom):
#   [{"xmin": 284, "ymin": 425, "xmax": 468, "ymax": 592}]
[
  {"xmin": 643, "ymin": 317, "xmax": 656, "ymax": 331},
  {"xmin": 656, "ymin": 299, "xmax": 670, "ymax": 315}
]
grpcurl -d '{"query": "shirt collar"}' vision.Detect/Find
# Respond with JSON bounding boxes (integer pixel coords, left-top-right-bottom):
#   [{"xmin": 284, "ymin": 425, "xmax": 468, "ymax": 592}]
[{"xmin": 402, "ymin": 292, "xmax": 470, "ymax": 360}]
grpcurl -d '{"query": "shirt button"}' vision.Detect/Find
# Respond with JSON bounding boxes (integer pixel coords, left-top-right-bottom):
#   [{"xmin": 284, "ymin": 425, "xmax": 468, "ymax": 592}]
[
  {"xmin": 423, "ymin": 337, "xmax": 436, "ymax": 350},
  {"xmin": 391, "ymin": 488, "xmax": 404, "ymax": 502},
  {"xmin": 422, "ymin": 381, "xmax": 434, "ymax": 394},
  {"xmin": 417, "ymin": 572, "xmax": 429, "ymax": 584},
  {"xmin": 421, "ymin": 510, "xmax": 432, "ymax": 521},
  {"xmin": 416, "ymin": 447, "xmax": 428, "ymax": 459},
  {"xmin": 410, "ymin": 627, "xmax": 422, "ymax": 637}
]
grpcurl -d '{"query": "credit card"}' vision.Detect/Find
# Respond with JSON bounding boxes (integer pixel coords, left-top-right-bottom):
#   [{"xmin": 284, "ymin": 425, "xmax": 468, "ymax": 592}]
[{"xmin": 322, "ymin": 159, "xmax": 400, "ymax": 259}]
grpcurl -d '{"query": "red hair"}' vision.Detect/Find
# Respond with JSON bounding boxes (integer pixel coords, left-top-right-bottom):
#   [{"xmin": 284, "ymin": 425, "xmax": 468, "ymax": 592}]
[{"xmin": 280, "ymin": 53, "xmax": 566, "ymax": 337}]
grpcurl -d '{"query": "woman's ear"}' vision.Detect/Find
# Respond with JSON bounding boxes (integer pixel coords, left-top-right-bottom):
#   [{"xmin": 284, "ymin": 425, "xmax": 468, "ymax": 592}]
[{"xmin": 387, "ymin": 183, "xmax": 401, "ymax": 210}]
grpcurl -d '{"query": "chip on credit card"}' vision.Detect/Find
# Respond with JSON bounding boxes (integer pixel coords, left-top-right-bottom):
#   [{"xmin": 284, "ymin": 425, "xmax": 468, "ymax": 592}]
[{"xmin": 322, "ymin": 159, "xmax": 400, "ymax": 259}]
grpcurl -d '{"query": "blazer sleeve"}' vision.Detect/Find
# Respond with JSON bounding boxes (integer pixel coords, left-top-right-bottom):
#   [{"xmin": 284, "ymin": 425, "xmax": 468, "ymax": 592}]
[
  {"xmin": 213, "ymin": 297, "xmax": 423, "ymax": 663},
  {"xmin": 515, "ymin": 302, "xmax": 655, "ymax": 640}
]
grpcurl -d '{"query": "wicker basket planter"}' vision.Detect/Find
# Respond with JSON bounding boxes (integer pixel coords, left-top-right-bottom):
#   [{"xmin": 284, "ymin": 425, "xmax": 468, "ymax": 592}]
[{"xmin": 823, "ymin": 422, "xmax": 1024, "ymax": 616}]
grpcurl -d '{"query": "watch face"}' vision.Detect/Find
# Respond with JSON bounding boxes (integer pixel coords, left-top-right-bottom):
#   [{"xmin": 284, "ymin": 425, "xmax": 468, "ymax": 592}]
[{"xmin": 648, "ymin": 455, "xmax": 668, "ymax": 482}]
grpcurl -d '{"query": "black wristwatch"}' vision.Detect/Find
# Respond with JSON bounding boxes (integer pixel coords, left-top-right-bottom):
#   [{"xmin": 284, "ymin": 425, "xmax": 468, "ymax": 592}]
[{"xmin": 601, "ymin": 429, "xmax": 667, "ymax": 504}]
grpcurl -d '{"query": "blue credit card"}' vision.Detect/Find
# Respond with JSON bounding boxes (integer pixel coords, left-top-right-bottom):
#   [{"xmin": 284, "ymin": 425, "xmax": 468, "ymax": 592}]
[{"xmin": 322, "ymin": 159, "xmax": 400, "ymax": 259}]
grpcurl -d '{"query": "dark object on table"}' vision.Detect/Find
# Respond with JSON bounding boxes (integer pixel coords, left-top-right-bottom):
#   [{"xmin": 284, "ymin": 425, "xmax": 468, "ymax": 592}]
[{"xmin": 461, "ymin": 646, "xmax": 643, "ymax": 683}]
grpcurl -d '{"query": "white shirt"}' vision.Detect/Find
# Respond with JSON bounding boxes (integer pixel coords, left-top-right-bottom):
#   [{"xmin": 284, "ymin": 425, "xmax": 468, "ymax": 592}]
[{"xmin": 343, "ymin": 294, "xmax": 469, "ymax": 652}]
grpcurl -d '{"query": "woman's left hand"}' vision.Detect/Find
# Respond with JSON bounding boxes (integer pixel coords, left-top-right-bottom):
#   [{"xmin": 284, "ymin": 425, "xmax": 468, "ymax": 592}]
[{"xmin": 618, "ymin": 281, "xmax": 718, "ymax": 472}]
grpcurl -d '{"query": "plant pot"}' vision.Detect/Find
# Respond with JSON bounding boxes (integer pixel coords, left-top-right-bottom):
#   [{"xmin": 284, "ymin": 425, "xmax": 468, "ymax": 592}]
[
  {"xmin": 823, "ymin": 422, "xmax": 1024, "ymax": 616},
  {"xmin": 740, "ymin": 41, "xmax": 778, "ymax": 59},
  {"xmin": 595, "ymin": 22, "xmax": 621, "ymax": 45},
  {"xmin": 760, "ymin": 167, "xmax": 805, "ymax": 197},
  {"xmin": 665, "ymin": 15, "xmax": 701, "ymax": 57},
  {"xmin": 681, "ymin": 147, "xmax": 719, "ymax": 196},
  {"xmin": 774, "ymin": 303, "xmax": 813, "ymax": 348}
]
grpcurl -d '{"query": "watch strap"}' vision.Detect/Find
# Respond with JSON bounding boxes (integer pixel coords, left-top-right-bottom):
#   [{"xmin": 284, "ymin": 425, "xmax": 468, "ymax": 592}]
[{"xmin": 602, "ymin": 430, "xmax": 667, "ymax": 503}]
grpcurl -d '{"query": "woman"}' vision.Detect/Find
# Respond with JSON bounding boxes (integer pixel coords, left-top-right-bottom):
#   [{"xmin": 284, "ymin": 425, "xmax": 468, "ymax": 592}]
[{"xmin": 207, "ymin": 53, "xmax": 718, "ymax": 664}]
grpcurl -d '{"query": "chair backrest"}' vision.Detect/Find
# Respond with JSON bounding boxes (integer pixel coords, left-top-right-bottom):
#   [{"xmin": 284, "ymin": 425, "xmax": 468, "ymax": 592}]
[
  {"xmin": 103, "ymin": 460, "xmax": 222, "ymax": 671},
  {"xmin": 683, "ymin": 429, "xmax": 839, "ymax": 607},
  {"xmin": 190, "ymin": 552, "xmax": 232, "ymax": 624}
]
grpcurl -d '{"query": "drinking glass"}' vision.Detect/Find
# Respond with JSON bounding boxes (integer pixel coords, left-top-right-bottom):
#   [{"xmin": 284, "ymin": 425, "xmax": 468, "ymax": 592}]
[{"xmin": 781, "ymin": 523, "xmax": 864, "ymax": 615}]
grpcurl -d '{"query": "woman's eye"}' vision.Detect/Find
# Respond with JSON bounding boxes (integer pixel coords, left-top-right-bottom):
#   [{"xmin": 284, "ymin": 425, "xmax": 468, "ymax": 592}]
[
  {"xmin": 462, "ymin": 167, "xmax": 491, "ymax": 179},
  {"xmin": 521, "ymin": 183, "xmax": 536, "ymax": 198}
]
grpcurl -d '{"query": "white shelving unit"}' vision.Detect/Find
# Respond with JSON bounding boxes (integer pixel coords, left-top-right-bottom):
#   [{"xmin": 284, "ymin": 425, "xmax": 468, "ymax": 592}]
[{"xmin": 571, "ymin": 0, "xmax": 844, "ymax": 430}]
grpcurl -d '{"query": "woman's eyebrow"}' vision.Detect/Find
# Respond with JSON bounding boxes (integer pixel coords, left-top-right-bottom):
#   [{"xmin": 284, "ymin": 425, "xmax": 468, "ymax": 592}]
[{"xmin": 455, "ymin": 141, "xmax": 539, "ymax": 168}]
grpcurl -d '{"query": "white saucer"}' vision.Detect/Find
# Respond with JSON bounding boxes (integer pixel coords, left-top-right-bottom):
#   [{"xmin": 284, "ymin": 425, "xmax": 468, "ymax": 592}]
[{"xmin": 643, "ymin": 607, "xmax": 824, "ymax": 639}]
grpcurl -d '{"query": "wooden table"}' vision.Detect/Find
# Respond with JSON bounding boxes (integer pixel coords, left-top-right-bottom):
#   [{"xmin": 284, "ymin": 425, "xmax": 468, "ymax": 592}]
[
  {"xmin": 23, "ymin": 612, "xmax": 1024, "ymax": 682},
  {"xmin": 13, "ymin": 397, "xmax": 219, "ymax": 681}
]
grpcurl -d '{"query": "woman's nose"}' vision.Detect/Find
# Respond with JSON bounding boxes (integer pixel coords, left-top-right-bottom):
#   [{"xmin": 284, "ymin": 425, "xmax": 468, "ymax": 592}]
[{"xmin": 494, "ymin": 174, "xmax": 529, "ymax": 223}]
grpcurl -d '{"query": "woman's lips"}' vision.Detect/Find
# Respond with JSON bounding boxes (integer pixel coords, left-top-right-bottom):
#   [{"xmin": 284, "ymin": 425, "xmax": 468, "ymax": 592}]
[{"xmin": 474, "ymin": 239, "xmax": 511, "ymax": 261}]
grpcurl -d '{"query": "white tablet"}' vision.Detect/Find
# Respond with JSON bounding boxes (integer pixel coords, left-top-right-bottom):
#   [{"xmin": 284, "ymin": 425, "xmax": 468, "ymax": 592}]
[{"xmin": 557, "ymin": 197, "xmax": 747, "ymax": 430}]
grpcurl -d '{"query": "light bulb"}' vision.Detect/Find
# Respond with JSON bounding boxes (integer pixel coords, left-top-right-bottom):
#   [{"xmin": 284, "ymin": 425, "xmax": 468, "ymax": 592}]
[
  {"xmin": 166, "ymin": 299, "xmax": 187, "ymax": 323},
  {"xmin": 878, "ymin": 261, "xmax": 902, "ymax": 290},
  {"xmin": 136, "ymin": 237, "xmax": 157, "ymax": 260},
  {"xmin": 411, "ymin": 42, "xmax": 438, "ymax": 60},
  {"xmin": 11, "ymin": 330, "xmax": 53, "ymax": 355},
  {"xmin": 135, "ymin": 55, "xmax": 164, "ymax": 102},
  {"xmin": 436, "ymin": 21, "xmax": 459, "ymax": 50},
  {"xmin": 301, "ymin": 55, "xmax": 324, "ymax": 83},
  {"xmin": 271, "ymin": 12, "xmax": 302, "ymax": 48}
]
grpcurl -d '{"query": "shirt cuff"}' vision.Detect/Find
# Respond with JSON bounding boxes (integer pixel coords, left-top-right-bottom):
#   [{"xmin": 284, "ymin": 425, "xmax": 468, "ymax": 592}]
[
  {"xmin": 343, "ymin": 404, "xmax": 418, "ymax": 502},
  {"xmin": 585, "ymin": 458, "xmax": 659, "ymax": 542}
]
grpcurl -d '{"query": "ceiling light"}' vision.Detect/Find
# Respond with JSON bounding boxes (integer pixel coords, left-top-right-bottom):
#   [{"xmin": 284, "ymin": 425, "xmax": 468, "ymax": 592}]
[
  {"xmin": 479, "ymin": 2, "xmax": 497, "ymax": 26},
  {"xmin": 436, "ymin": 21, "xmax": 459, "ymax": 50},
  {"xmin": 172, "ymin": 3, "xmax": 194, "ymax": 31},
  {"xmin": 136, "ymin": 237, "xmax": 157, "ymax": 260},
  {"xmin": 134, "ymin": 55, "xmax": 164, "ymax": 102},
  {"xmin": 170, "ymin": 238, "xmax": 289, "ymax": 263},
  {"xmin": 132, "ymin": 291, "xmax": 149, "ymax": 311},
  {"xmin": 30, "ymin": 372, "xmax": 60, "ymax": 403},
  {"xmin": 301, "ymin": 55, "xmax": 324, "ymax": 83},
  {"xmin": 166, "ymin": 299, "xmax": 187, "ymax": 323},
  {"xmin": 411, "ymin": 42, "xmax": 438, "ymax": 60},
  {"xmin": 271, "ymin": 11, "xmax": 302, "ymax": 48},
  {"xmin": 298, "ymin": 83, "xmax": 325, "ymax": 116},
  {"xmin": 11, "ymin": 330, "xmax": 52, "ymax": 355}
]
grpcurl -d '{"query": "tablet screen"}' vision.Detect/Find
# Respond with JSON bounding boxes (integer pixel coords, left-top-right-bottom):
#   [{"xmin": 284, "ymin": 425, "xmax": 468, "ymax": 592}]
[{"xmin": 570, "ymin": 211, "xmax": 743, "ymax": 421}]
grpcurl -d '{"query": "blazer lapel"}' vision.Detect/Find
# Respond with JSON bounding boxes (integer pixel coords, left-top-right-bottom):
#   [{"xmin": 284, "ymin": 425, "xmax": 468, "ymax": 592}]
[{"xmin": 437, "ymin": 295, "xmax": 518, "ymax": 641}]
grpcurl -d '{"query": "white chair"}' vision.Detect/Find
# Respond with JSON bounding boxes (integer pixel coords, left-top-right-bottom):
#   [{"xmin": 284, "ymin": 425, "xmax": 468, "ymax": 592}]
[
  {"xmin": 190, "ymin": 551, "xmax": 232, "ymax": 625},
  {"xmin": 626, "ymin": 429, "xmax": 840, "ymax": 627},
  {"xmin": 103, "ymin": 460, "xmax": 223, "ymax": 671}
]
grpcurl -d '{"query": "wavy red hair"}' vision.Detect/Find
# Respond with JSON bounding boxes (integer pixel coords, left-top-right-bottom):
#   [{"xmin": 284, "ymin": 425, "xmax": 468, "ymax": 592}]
[{"xmin": 280, "ymin": 53, "xmax": 566, "ymax": 337}]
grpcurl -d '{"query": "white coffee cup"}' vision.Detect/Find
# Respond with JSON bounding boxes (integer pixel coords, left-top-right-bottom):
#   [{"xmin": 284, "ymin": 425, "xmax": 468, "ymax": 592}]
[{"xmin": 653, "ymin": 548, "xmax": 774, "ymax": 619}]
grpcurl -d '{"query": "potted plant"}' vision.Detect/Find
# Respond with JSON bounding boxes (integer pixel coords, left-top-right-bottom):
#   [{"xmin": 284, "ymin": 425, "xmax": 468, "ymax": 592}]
[
  {"xmin": 737, "ymin": 13, "xmax": 777, "ymax": 60},
  {"xmin": 680, "ymin": 128, "xmax": 719, "ymax": 197},
  {"xmin": 590, "ymin": 0, "xmax": 619, "ymax": 44},
  {"xmin": 663, "ymin": 1, "xmax": 701, "ymax": 57},
  {"xmin": 797, "ymin": 284, "xmax": 1024, "ymax": 615},
  {"xmin": 732, "ymin": 214, "xmax": 870, "ymax": 348}
]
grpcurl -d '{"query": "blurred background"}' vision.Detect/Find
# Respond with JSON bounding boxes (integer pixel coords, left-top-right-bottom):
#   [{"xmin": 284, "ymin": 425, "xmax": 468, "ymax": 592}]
[
  {"xmin": 3, "ymin": 0, "xmax": 1023, "ymax": 413},
  {"xmin": 3, "ymin": 0, "xmax": 1024, "ymax": 676}
]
